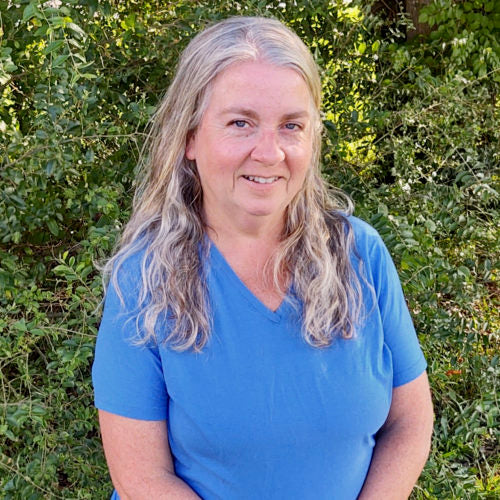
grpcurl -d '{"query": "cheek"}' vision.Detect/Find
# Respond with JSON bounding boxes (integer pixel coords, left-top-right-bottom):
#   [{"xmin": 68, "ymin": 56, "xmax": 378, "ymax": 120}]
[
  {"xmin": 289, "ymin": 143, "xmax": 313, "ymax": 175},
  {"xmin": 214, "ymin": 141, "xmax": 252, "ymax": 169},
  {"xmin": 195, "ymin": 150, "xmax": 237, "ymax": 186}
]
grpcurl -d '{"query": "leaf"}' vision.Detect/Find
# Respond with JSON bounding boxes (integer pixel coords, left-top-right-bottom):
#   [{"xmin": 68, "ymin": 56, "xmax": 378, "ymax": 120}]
[
  {"xmin": 122, "ymin": 13, "xmax": 136, "ymax": 30},
  {"xmin": 418, "ymin": 12, "xmax": 428, "ymax": 24},
  {"xmin": 53, "ymin": 264, "xmax": 76, "ymax": 278},
  {"xmin": 43, "ymin": 40, "xmax": 65, "ymax": 55},
  {"xmin": 80, "ymin": 266, "xmax": 93, "ymax": 279},
  {"xmin": 458, "ymin": 266, "xmax": 471, "ymax": 277},
  {"xmin": 35, "ymin": 129, "xmax": 48, "ymax": 139},
  {"xmin": 70, "ymin": 72, "xmax": 81, "ymax": 85},
  {"xmin": 424, "ymin": 220, "xmax": 436, "ymax": 232},
  {"xmin": 9, "ymin": 194, "xmax": 26, "ymax": 209},
  {"xmin": 47, "ymin": 219, "xmax": 59, "ymax": 236},
  {"xmin": 45, "ymin": 160, "xmax": 56, "ymax": 175},
  {"xmin": 13, "ymin": 320, "xmax": 27, "ymax": 332},
  {"xmin": 52, "ymin": 54, "xmax": 70, "ymax": 67},
  {"xmin": 67, "ymin": 22, "xmax": 87, "ymax": 39},
  {"xmin": 49, "ymin": 16, "xmax": 67, "ymax": 28},
  {"xmin": 22, "ymin": 2, "xmax": 41, "ymax": 22}
]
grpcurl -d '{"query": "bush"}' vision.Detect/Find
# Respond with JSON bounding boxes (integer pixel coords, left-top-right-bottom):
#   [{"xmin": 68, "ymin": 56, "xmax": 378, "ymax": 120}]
[{"xmin": 1, "ymin": 0, "xmax": 498, "ymax": 497}]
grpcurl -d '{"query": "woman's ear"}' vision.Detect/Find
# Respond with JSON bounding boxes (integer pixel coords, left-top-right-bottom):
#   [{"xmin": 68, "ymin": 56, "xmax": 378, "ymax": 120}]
[{"xmin": 185, "ymin": 132, "xmax": 196, "ymax": 161}]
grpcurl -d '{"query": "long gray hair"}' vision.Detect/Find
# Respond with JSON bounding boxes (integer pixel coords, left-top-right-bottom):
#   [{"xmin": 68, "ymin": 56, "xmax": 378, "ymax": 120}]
[{"xmin": 104, "ymin": 16, "xmax": 362, "ymax": 350}]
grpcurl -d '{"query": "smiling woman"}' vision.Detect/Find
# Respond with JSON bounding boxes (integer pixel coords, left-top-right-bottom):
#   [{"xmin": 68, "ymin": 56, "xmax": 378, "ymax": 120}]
[{"xmin": 92, "ymin": 16, "xmax": 433, "ymax": 500}]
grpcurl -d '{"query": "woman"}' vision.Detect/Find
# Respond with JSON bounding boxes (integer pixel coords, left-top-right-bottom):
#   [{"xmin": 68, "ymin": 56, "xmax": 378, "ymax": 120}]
[{"xmin": 92, "ymin": 16, "xmax": 433, "ymax": 499}]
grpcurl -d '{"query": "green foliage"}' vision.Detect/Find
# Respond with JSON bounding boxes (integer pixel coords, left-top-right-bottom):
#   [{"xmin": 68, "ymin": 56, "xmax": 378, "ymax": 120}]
[
  {"xmin": 320, "ymin": 2, "xmax": 500, "ymax": 496},
  {"xmin": 1, "ymin": 0, "xmax": 498, "ymax": 497},
  {"xmin": 419, "ymin": 0, "xmax": 500, "ymax": 80}
]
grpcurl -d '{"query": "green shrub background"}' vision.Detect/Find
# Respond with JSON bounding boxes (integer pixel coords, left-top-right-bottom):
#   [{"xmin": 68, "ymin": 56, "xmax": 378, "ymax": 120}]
[{"xmin": 1, "ymin": 0, "xmax": 498, "ymax": 497}]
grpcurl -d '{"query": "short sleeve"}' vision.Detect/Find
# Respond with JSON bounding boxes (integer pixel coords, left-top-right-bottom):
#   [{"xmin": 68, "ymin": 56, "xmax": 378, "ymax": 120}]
[
  {"xmin": 92, "ymin": 252, "xmax": 168, "ymax": 420},
  {"xmin": 368, "ymin": 234, "xmax": 427, "ymax": 387},
  {"xmin": 347, "ymin": 216, "xmax": 428, "ymax": 388}
]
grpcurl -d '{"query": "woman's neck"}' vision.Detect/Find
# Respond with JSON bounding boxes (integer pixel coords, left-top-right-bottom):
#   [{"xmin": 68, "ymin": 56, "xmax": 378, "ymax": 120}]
[
  {"xmin": 203, "ymin": 207, "xmax": 285, "ymax": 249},
  {"xmin": 203, "ymin": 212, "xmax": 288, "ymax": 311}
]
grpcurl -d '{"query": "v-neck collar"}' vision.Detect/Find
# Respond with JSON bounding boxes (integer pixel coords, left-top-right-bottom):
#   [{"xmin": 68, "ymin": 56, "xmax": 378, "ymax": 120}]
[{"xmin": 208, "ymin": 240, "xmax": 291, "ymax": 323}]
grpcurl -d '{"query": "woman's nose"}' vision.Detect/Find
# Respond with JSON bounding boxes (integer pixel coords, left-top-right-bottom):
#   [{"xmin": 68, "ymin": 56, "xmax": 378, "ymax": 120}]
[{"xmin": 250, "ymin": 129, "xmax": 285, "ymax": 165}]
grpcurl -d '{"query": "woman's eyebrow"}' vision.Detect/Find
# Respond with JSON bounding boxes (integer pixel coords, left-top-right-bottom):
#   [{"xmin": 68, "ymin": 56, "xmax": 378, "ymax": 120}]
[
  {"xmin": 218, "ymin": 107, "xmax": 259, "ymax": 119},
  {"xmin": 218, "ymin": 107, "xmax": 310, "ymax": 120},
  {"xmin": 282, "ymin": 110, "xmax": 310, "ymax": 121}
]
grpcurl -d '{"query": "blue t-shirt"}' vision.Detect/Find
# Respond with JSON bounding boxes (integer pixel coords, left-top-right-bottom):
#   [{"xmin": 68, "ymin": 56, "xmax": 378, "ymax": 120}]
[{"xmin": 92, "ymin": 216, "xmax": 427, "ymax": 500}]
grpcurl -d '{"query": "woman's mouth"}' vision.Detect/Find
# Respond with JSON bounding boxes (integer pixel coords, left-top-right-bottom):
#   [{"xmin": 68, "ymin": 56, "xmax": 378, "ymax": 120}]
[{"xmin": 242, "ymin": 175, "xmax": 280, "ymax": 184}]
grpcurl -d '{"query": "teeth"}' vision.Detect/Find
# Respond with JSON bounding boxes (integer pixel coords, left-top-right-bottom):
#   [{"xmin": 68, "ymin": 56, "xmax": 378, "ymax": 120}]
[{"xmin": 244, "ymin": 176, "xmax": 279, "ymax": 184}]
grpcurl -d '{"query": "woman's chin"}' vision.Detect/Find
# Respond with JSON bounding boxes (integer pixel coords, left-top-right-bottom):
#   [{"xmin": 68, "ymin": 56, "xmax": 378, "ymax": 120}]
[{"xmin": 240, "ymin": 204, "xmax": 285, "ymax": 220}]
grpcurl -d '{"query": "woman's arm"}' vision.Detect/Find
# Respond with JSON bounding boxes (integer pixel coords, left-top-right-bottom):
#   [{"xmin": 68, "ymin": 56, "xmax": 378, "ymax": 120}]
[
  {"xmin": 357, "ymin": 371, "xmax": 434, "ymax": 500},
  {"xmin": 98, "ymin": 410, "xmax": 200, "ymax": 499}
]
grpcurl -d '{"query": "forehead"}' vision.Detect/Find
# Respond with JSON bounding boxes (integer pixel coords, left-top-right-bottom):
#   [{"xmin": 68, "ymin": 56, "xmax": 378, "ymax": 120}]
[{"xmin": 204, "ymin": 61, "xmax": 313, "ymax": 115}]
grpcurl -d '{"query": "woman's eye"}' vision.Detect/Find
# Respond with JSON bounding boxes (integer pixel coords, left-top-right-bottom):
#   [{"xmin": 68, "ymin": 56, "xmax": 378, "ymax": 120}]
[{"xmin": 232, "ymin": 120, "xmax": 247, "ymax": 128}]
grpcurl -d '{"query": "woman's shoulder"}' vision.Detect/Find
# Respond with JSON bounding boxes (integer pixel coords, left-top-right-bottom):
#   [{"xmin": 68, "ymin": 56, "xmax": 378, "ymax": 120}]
[
  {"xmin": 330, "ymin": 212, "xmax": 382, "ymax": 246},
  {"xmin": 338, "ymin": 213, "xmax": 388, "ymax": 263},
  {"xmin": 111, "ymin": 241, "xmax": 149, "ymax": 284},
  {"xmin": 344, "ymin": 214, "xmax": 380, "ymax": 239},
  {"xmin": 103, "ymin": 241, "xmax": 151, "ymax": 311}
]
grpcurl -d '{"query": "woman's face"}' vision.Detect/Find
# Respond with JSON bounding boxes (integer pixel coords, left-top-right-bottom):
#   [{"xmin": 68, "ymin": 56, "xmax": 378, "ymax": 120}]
[{"xmin": 186, "ymin": 60, "xmax": 314, "ymax": 231}]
